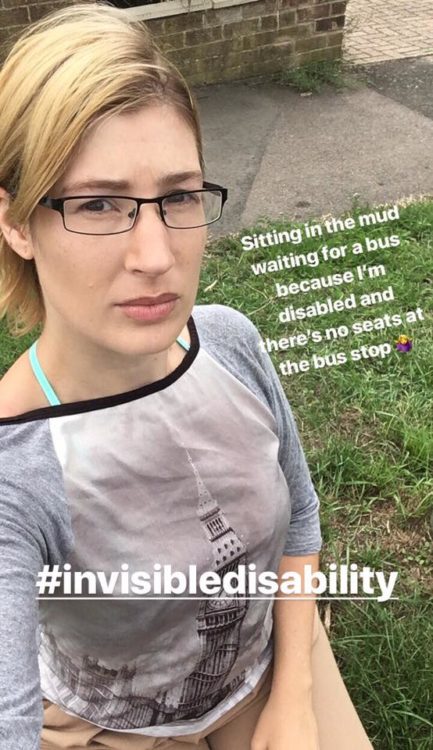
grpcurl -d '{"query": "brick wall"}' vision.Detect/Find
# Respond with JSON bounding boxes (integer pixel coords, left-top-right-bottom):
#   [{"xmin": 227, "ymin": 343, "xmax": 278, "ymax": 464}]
[{"xmin": 0, "ymin": 0, "xmax": 348, "ymax": 84}]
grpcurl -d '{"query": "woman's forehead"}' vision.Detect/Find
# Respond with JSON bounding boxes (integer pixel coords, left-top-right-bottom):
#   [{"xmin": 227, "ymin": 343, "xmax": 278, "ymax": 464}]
[{"xmin": 52, "ymin": 106, "xmax": 202, "ymax": 195}]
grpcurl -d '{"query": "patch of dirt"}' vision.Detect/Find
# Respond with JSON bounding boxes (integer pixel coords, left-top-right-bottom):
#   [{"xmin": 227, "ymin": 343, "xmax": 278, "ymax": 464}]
[
  {"xmin": 336, "ymin": 407, "xmax": 380, "ymax": 448},
  {"xmin": 321, "ymin": 500, "xmax": 433, "ymax": 595}
]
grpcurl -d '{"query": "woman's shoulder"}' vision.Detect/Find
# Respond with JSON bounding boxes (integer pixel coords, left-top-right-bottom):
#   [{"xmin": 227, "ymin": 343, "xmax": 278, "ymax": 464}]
[
  {"xmin": 192, "ymin": 302, "xmax": 274, "ymax": 390},
  {"xmin": 0, "ymin": 350, "xmax": 44, "ymax": 418},
  {"xmin": 193, "ymin": 303, "xmax": 259, "ymax": 342}
]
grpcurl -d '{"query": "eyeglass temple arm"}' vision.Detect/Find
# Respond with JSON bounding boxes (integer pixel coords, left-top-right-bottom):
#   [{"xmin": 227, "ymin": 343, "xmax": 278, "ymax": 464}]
[{"xmin": 202, "ymin": 181, "xmax": 228, "ymax": 205}]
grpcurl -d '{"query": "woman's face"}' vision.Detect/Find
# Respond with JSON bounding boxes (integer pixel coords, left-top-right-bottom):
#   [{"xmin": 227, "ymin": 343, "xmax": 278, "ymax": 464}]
[{"xmin": 27, "ymin": 103, "xmax": 207, "ymax": 357}]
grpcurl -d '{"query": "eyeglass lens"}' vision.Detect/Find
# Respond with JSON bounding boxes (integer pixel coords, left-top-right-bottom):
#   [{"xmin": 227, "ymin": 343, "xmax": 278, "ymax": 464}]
[{"xmin": 62, "ymin": 190, "xmax": 223, "ymax": 234}]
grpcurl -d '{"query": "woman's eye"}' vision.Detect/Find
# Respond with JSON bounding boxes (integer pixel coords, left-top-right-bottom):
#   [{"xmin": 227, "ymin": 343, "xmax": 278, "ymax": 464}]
[
  {"xmin": 165, "ymin": 192, "xmax": 198, "ymax": 205},
  {"xmin": 79, "ymin": 199, "xmax": 115, "ymax": 213}
]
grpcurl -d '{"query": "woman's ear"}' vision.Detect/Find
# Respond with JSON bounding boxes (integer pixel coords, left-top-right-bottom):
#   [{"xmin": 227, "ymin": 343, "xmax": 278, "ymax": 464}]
[{"xmin": 0, "ymin": 186, "xmax": 35, "ymax": 260}]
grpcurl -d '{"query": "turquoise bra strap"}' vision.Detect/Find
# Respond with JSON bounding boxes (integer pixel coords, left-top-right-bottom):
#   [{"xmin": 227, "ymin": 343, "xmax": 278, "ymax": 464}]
[
  {"xmin": 28, "ymin": 334, "xmax": 190, "ymax": 407},
  {"xmin": 176, "ymin": 335, "xmax": 190, "ymax": 352},
  {"xmin": 28, "ymin": 341, "xmax": 61, "ymax": 406}
]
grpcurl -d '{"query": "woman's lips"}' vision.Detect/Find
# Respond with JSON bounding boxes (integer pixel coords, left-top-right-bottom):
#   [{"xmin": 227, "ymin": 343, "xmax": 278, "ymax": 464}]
[
  {"xmin": 117, "ymin": 297, "xmax": 178, "ymax": 322},
  {"xmin": 119, "ymin": 293, "xmax": 178, "ymax": 305}
]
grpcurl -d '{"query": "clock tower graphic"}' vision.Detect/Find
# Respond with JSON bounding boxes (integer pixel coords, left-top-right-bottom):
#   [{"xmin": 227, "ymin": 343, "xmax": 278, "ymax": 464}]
[{"xmin": 174, "ymin": 449, "xmax": 250, "ymax": 715}]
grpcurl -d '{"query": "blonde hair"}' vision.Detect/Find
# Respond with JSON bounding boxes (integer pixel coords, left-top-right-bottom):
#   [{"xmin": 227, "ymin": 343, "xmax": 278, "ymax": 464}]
[{"xmin": 0, "ymin": 1, "xmax": 204, "ymax": 337}]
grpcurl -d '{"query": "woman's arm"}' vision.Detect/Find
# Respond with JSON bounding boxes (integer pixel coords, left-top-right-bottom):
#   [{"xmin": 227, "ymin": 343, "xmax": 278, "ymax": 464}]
[
  {"xmin": 251, "ymin": 553, "xmax": 321, "ymax": 750},
  {"xmin": 0, "ymin": 422, "xmax": 71, "ymax": 750},
  {"xmin": 271, "ymin": 552, "xmax": 319, "ymax": 700},
  {"xmin": 0, "ymin": 480, "xmax": 45, "ymax": 750}
]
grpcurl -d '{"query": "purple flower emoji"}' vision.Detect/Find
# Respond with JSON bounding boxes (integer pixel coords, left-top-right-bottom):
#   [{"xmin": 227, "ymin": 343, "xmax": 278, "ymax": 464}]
[{"xmin": 395, "ymin": 334, "xmax": 412, "ymax": 353}]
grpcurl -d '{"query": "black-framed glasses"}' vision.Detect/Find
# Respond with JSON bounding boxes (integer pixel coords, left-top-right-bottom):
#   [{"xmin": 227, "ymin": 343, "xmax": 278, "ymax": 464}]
[{"xmin": 37, "ymin": 181, "xmax": 228, "ymax": 235}]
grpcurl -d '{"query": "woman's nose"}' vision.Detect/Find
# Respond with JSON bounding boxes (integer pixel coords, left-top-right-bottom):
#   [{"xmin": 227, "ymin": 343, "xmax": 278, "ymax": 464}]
[{"xmin": 123, "ymin": 201, "xmax": 175, "ymax": 275}]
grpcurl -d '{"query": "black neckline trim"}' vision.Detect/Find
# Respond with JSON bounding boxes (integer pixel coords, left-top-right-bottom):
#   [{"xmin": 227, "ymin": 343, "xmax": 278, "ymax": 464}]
[{"xmin": 0, "ymin": 316, "xmax": 200, "ymax": 425}]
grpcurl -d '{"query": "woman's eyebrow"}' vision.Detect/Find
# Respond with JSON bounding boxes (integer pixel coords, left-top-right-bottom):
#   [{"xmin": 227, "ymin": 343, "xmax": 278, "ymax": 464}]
[
  {"xmin": 59, "ymin": 171, "xmax": 203, "ymax": 195},
  {"xmin": 159, "ymin": 170, "xmax": 203, "ymax": 188}
]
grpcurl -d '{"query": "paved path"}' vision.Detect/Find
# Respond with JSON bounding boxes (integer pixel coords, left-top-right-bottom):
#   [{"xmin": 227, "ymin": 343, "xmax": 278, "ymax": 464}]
[
  {"xmin": 361, "ymin": 56, "xmax": 433, "ymax": 122},
  {"xmin": 194, "ymin": 76, "xmax": 433, "ymax": 238},
  {"xmin": 343, "ymin": 0, "xmax": 433, "ymax": 64}
]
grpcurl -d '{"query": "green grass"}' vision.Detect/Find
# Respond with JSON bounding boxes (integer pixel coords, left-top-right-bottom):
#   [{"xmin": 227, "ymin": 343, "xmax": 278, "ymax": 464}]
[
  {"xmin": 0, "ymin": 323, "xmax": 38, "ymax": 374},
  {"xmin": 325, "ymin": 599, "xmax": 433, "ymax": 749},
  {"xmin": 276, "ymin": 59, "xmax": 360, "ymax": 93},
  {"xmin": 1, "ymin": 198, "xmax": 432, "ymax": 748},
  {"xmin": 200, "ymin": 197, "xmax": 433, "ymax": 749}
]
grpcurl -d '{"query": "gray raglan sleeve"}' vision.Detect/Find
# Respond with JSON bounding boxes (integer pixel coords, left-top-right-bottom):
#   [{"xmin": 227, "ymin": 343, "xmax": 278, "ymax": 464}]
[
  {"xmin": 242, "ymin": 322, "xmax": 323, "ymax": 556},
  {"xmin": 0, "ymin": 421, "xmax": 70, "ymax": 750},
  {"xmin": 193, "ymin": 303, "xmax": 322, "ymax": 557}
]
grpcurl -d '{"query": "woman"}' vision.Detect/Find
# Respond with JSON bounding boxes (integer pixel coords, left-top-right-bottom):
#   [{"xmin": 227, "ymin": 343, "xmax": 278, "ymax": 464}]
[{"xmin": 0, "ymin": 4, "xmax": 374, "ymax": 749}]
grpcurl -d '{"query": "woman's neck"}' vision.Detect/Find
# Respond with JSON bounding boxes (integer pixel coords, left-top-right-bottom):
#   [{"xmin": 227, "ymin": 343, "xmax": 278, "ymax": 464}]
[{"xmin": 33, "ymin": 322, "xmax": 191, "ymax": 404}]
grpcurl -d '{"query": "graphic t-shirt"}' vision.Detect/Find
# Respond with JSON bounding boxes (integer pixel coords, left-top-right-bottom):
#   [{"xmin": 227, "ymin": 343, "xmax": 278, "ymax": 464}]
[{"xmin": 0, "ymin": 304, "xmax": 322, "ymax": 750}]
